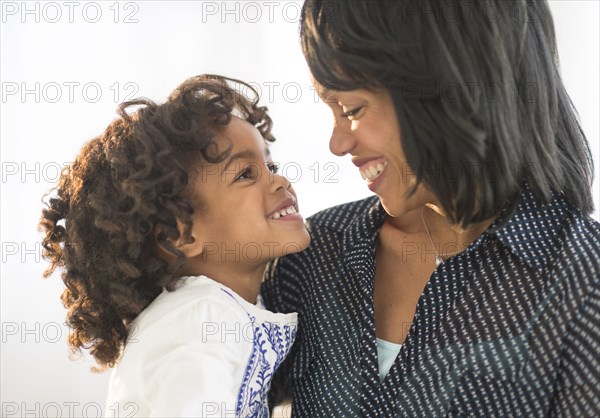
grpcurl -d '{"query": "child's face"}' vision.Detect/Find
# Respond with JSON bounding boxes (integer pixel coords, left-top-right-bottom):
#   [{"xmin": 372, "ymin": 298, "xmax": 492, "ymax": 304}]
[{"xmin": 188, "ymin": 116, "xmax": 310, "ymax": 265}]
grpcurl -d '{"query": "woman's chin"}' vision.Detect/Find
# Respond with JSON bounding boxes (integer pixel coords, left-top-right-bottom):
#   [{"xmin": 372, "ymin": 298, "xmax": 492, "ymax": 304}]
[
  {"xmin": 376, "ymin": 181, "xmax": 426, "ymax": 218},
  {"xmin": 378, "ymin": 196, "xmax": 407, "ymax": 218}
]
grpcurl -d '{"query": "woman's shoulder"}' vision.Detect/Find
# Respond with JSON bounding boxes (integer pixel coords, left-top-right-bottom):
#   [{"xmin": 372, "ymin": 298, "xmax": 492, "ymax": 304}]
[
  {"xmin": 561, "ymin": 211, "xmax": 600, "ymax": 278},
  {"xmin": 524, "ymin": 197, "xmax": 600, "ymax": 300}
]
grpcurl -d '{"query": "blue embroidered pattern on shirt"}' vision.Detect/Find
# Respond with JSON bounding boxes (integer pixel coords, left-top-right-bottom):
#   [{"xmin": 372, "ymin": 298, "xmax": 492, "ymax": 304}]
[{"xmin": 220, "ymin": 289, "xmax": 297, "ymax": 418}]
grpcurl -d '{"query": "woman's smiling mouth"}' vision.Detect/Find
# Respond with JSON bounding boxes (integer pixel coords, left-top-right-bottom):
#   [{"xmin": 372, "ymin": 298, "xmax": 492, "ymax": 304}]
[
  {"xmin": 353, "ymin": 158, "xmax": 389, "ymax": 191},
  {"xmin": 360, "ymin": 160, "xmax": 388, "ymax": 182}
]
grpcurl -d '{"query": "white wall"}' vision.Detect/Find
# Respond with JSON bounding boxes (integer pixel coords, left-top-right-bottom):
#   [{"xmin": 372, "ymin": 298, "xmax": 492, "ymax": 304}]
[{"xmin": 1, "ymin": 1, "xmax": 598, "ymax": 416}]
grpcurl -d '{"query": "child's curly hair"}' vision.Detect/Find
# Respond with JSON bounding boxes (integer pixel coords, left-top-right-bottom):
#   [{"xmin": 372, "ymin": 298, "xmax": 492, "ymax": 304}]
[{"xmin": 38, "ymin": 75, "xmax": 274, "ymax": 369}]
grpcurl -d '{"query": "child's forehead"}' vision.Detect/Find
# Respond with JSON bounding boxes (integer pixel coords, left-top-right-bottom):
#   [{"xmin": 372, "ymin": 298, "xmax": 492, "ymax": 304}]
[{"xmin": 217, "ymin": 116, "xmax": 271, "ymax": 158}]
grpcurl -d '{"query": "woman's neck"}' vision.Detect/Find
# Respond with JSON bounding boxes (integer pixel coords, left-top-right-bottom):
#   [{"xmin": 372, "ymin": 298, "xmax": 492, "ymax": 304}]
[{"xmin": 384, "ymin": 204, "xmax": 496, "ymax": 254}]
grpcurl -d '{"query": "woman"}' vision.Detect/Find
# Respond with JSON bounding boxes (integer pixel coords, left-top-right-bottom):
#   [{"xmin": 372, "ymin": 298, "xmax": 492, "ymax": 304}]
[{"xmin": 261, "ymin": 1, "xmax": 599, "ymax": 417}]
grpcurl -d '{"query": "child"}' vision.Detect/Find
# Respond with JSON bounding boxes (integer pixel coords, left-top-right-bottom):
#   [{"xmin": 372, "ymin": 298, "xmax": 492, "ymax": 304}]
[{"xmin": 39, "ymin": 75, "xmax": 310, "ymax": 417}]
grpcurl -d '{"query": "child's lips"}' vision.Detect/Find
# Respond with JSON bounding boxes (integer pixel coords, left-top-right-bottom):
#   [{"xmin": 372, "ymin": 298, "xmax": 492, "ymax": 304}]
[
  {"xmin": 272, "ymin": 213, "xmax": 304, "ymax": 222},
  {"xmin": 267, "ymin": 197, "xmax": 301, "ymax": 220},
  {"xmin": 270, "ymin": 206, "xmax": 301, "ymax": 220}
]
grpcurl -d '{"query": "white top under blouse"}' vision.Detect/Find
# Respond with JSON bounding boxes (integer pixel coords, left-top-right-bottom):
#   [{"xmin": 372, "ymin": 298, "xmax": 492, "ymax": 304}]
[
  {"xmin": 105, "ymin": 275, "xmax": 297, "ymax": 418},
  {"xmin": 376, "ymin": 337, "xmax": 402, "ymax": 382}
]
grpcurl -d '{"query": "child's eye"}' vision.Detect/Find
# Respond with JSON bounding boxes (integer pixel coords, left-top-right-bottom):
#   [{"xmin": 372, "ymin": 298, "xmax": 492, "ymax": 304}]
[
  {"xmin": 267, "ymin": 163, "xmax": 279, "ymax": 174},
  {"xmin": 235, "ymin": 167, "xmax": 255, "ymax": 182},
  {"xmin": 340, "ymin": 106, "xmax": 364, "ymax": 119}
]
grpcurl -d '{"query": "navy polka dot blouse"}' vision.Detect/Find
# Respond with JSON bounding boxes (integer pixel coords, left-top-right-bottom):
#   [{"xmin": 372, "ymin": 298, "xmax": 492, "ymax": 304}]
[{"xmin": 261, "ymin": 187, "xmax": 600, "ymax": 417}]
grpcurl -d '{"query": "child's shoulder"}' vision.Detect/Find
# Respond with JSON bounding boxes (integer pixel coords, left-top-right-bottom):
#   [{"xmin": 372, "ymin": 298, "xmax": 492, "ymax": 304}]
[
  {"xmin": 139, "ymin": 275, "xmax": 250, "ymax": 324},
  {"xmin": 127, "ymin": 275, "xmax": 296, "ymax": 348},
  {"xmin": 120, "ymin": 276, "xmax": 252, "ymax": 355}
]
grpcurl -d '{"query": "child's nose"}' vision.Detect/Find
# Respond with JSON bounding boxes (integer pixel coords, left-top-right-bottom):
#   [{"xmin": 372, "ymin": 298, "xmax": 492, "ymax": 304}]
[{"xmin": 272, "ymin": 173, "xmax": 291, "ymax": 192}]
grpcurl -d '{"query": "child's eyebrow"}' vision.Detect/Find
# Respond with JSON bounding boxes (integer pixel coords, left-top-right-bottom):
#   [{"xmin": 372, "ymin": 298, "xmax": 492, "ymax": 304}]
[
  {"xmin": 222, "ymin": 147, "xmax": 272, "ymax": 171},
  {"xmin": 223, "ymin": 150, "xmax": 257, "ymax": 172}
]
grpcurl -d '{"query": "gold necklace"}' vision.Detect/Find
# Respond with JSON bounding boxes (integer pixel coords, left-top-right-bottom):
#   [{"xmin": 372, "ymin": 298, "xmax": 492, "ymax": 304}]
[{"xmin": 421, "ymin": 207, "xmax": 462, "ymax": 267}]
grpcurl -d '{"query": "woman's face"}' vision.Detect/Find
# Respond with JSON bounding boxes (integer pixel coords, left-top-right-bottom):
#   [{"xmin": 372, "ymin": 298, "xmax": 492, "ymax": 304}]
[{"xmin": 316, "ymin": 83, "xmax": 433, "ymax": 217}]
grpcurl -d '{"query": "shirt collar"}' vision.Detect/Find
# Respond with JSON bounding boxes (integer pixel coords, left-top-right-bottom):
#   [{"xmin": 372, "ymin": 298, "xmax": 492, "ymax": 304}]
[
  {"xmin": 343, "ymin": 186, "xmax": 572, "ymax": 273},
  {"xmin": 485, "ymin": 185, "xmax": 573, "ymax": 271},
  {"xmin": 340, "ymin": 196, "xmax": 384, "ymax": 297},
  {"xmin": 341, "ymin": 196, "xmax": 384, "ymax": 255}
]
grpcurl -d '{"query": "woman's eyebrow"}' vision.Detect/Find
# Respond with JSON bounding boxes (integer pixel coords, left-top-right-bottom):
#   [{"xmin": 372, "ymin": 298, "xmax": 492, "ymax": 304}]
[{"xmin": 314, "ymin": 85, "xmax": 337, "ymax": 102}]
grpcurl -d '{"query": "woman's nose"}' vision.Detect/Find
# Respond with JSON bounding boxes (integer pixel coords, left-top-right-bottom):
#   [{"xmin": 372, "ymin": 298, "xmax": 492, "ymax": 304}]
[{"xmin": 329, "ymin": 123, "xmax": 356, "ymax": 157}]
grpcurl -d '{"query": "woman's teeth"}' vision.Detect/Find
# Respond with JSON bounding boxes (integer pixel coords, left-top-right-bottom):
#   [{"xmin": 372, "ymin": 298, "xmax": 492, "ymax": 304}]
[
  {"xmin": 270, "ymin": 205, "xmax": 297, "ymax": 219},
  {"xmin": 360, "ymin": 161, "xmax": 388, "ymax": 182}
]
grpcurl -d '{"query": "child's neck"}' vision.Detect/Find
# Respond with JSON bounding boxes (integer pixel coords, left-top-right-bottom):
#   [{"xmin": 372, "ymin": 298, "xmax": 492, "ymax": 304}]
[{"xmin": 182, "ymin": 262, "xmax": 267, "ymax": 304}]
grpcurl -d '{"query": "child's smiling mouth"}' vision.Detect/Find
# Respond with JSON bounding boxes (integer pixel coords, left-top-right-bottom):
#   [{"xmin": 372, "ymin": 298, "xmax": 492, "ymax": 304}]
[{"xmin": 267, "ymin": 198, "xmax": 302, "ymax": 221}]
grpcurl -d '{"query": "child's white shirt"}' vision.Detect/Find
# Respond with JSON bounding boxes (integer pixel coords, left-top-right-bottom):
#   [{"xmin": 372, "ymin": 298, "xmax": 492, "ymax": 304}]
[{"xmin": 105, "ymin": 275, "xmax": 297, "ymax": 418}]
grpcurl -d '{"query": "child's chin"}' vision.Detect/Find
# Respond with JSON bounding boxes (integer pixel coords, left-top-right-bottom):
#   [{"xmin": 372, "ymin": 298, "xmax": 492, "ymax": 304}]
[{"xmin": 279, "ymin": 232, "xmax": 311, "ymax": 256}]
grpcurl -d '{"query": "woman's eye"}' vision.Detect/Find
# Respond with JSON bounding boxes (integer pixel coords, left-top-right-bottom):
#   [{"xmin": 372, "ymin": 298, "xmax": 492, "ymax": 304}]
[
  {"xmin": 340, "ymin": 106, "xmax": 363, "ymax": 119},
  {"xmin": 267, "ymin": 163, "xmax": 280, "ymax": 174}
]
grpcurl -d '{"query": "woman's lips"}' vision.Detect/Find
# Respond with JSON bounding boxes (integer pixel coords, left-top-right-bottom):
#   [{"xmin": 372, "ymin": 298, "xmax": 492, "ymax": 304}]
[
  {"xmin": 360, "ymin": 160, "xmax": 388, "ymax": 182},
  {"xmin": 366, "ymin": 163, "xmax": 387, "ymax": 192},
  {"xmin": 351, "ymin": 156, "xmax": 389, "ymax": 192}
]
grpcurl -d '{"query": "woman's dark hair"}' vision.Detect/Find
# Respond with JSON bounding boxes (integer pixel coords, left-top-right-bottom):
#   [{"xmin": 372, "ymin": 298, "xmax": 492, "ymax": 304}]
[
  {"xmin": 301, "ymin": 0, "xmax": 594, "ymax": 225},
  {"xmin": 38, "ymin": 75, "xmax": 274, "ymax": 368}
]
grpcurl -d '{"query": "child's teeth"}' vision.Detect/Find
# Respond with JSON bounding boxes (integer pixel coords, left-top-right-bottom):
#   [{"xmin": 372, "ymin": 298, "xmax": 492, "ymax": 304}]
[
  {"xmin": 271, "ymin": 205, "xmax": 297, "ymax": 219},
  {"xmin": 377, "ymin": 163, "xmax": 384, "ymax": 172}
]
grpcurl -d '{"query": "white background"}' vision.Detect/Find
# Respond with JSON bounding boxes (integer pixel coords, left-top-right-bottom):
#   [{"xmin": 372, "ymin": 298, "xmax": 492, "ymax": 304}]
[{"xmin": 1, "ymin": 1, "xmax": 598, "ymax": 416}]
